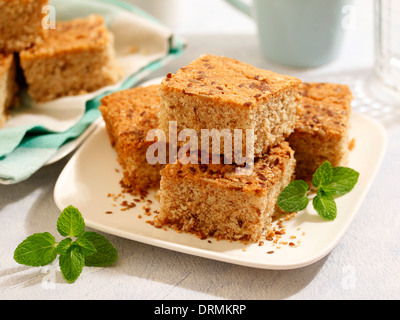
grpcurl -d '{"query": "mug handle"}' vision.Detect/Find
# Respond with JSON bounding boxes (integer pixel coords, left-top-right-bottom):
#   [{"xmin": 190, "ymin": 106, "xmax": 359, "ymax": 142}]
[{"xmin": 224, "ymin": 0, "xmax": 252, "ymax": 17}]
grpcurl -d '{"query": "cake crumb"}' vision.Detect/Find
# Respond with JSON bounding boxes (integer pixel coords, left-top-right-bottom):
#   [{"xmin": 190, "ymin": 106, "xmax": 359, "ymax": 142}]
[{"xmin": 348, "ymin": 138, "xmax": 356, "ymax": 151}]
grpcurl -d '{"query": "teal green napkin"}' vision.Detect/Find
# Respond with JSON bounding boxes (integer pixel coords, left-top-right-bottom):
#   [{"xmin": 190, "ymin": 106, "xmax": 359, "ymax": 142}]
[{"xmin": 0, "ymin": 103, "xmax": 99, "ymax": 184}]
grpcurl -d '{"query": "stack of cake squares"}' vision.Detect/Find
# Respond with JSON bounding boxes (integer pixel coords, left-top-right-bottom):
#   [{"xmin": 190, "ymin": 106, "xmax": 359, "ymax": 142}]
[
  {"xmin": 0, "ymin": 0, "xmax": 121, "ymax": 128},
  {"xmin": 154, "ymin": 55, "xmax": 302, "ymax": 242},
  {"xmin": 100, "ymin": 54, "xmax": 353, "ymax": 243}
]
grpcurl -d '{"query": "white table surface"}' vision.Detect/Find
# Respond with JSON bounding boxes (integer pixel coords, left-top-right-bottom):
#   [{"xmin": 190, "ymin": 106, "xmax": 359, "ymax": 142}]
[{"xmin": 1, "ymin": 0, "xmax": 399, "ymax": 300}]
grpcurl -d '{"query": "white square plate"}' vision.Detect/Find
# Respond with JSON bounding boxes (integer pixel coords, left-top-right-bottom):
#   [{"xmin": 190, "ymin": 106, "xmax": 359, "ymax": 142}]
[{"xmin": 54, "ymin": 82, "xmax": 387, "ymax": 270}]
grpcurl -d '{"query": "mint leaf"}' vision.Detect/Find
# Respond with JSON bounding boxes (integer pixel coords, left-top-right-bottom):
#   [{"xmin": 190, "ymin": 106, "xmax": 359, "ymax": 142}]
[
  {"xmin": 81, "ymin": 232, "xmax": 118, "ymax": 267},
  {"xmin": 312, "ymin": 161, "xmax": 333, "ymax": 188},
  {"xmin": 57, "ymin": 205, "xmax": 85, "ymax": 238},
  {"xmin": 313, "ymin": 194, "xmax": 337, "ymax": 221},
  {"xmin": 330, "ymin": 167, "xmax": 360, "ymax": 196},
  {"xmin": 277, "ymin": 180, "xmax": 309, "ymax": 213},
  {"xmin": 59, "ymin": 247, "xmax": 85, "ymax": 284},
  {"xmin": 318, "ymin": 185, "xmax": 337, "ymax": 197},
  {"xmin": 56, "ymin": 238, "xmax": 73, "ymax": 255},
  {"xmin": 13, "ymin": 205, "xmax": 119, "ymax": 284},
  {"xmin": 75, "ymin": 237, "xmax": 97, "ymax": 256},
  {"xmin": 14, "ymin": 233, "xmax": 57, "ymax": 267},
  {"xmin": 277, "ymin": 161, "xmax": 360, "ymax": 222}
]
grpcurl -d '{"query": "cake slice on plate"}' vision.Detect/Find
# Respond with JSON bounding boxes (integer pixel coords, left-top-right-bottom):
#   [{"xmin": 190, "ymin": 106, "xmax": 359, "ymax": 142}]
[
  {"xmin": 288, "ymin": 82, "xmax": 353, "ymax": 184},
  {"xmin": 20, "ymin": 14, "xmax": 122, "ymax": 102},
  {"xmin": 100, "ymin": 85, "xmax": 166, "ymax": 193},
  {"xmin": 154, "ymin": 142, "xmax": 296, "ymax": 242}
]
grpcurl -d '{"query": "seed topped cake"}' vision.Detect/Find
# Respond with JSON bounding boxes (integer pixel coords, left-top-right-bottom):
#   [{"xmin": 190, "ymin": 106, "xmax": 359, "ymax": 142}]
[
  {"xmin": 288, "ymin": 82, "xmax": 353, "ymax": 183},
  {"xmin": 154, "ymin": 141, "xmax": 296, "ymax": 242},
  {"xmin": 0, "ymin": 53, "xmax": 18, "ymax": 128},
  {"xmin": 20, "ymin": 14, "xmax": 122, "ymax": 102},
  {"xmin": 100, "ymin": 85, "xmax": 165, "ymax": 193},
  {"xmin": 0, "ymin": 0, "xmax": 48, "ymax": 52},
  {"xmin": 158, "ymin": 54, "xmax": 302, "ymax": 157}
]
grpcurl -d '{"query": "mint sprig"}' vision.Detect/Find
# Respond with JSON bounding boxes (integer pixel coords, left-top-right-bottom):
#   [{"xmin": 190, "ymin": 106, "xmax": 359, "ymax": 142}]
[
  {"xmin": 277, "ymin": 161, "xmax": 360, "ymax": 220},
  {"xmin": 277, "ymin": 180, "xmax": 309, "ymax": 213},
  {"xmin": 14, "ymin": 205, "xmax": 118, "ymax": 284}
]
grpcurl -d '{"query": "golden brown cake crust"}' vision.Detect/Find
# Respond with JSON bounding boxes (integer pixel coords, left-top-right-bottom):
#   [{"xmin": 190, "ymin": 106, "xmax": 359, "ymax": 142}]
[
  {"xmin": 20, "ymin": 14, "xmax": 110, "ymax": 59},
  {"xmin": 288, "ymin": 82, "xmax": 353, "ymax": 183},
  {"xmin": 161, "ymin": 141, "xmax": 295, "ymax": 197},
  {"xmin": 100, "ymin": 85, "xmax": 161, "ymax": 151},
  {"xmin": 296, "ymin": 82, "xmax": 353, "ymax": 138},
  {"xmin": 0, "ymin": 53, "xmax": 18, "ymax": 128},
  {"xmin": 100, "ymin": 85, "xmax": 164, "ymax": 192},
  {"xmin": 0, "ymin": 53, "xmax": 13, "ymax": 74},
  {"xmin": 0, "ymin": 0, "xmax": 48, "ymax": 52},
  {"xmin": 161, "ymin": 54, "xmax": 302, "ymax": 108}
]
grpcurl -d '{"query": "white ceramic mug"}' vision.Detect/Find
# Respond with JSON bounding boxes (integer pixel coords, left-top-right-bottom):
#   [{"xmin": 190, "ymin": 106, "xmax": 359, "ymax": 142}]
[
  {"xmin": 122, "ymin": 0, "xmax": 183, "ymax": 29},
  {"xmin": 225, "ymin": 0, "xmax": 354, "ymax": 68}
]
